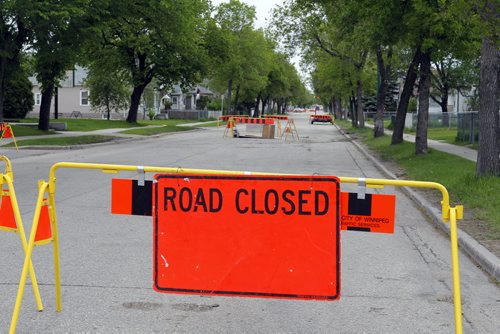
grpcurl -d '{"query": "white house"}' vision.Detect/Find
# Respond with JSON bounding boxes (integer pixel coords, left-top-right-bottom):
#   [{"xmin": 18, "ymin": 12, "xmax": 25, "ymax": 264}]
[
  {"xmin": 29, "ymin": 66, "xmax": 128, "ymax": 119},
  {"xmin": 162, "ymin": 84, "xmax": 214, "ymax": 111}
]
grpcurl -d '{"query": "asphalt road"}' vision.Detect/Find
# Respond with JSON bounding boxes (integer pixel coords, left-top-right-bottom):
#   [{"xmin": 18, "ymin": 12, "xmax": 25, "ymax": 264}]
[{"xmin": 1, "ymin": 113, "xmax": 499, "ymax": 333}]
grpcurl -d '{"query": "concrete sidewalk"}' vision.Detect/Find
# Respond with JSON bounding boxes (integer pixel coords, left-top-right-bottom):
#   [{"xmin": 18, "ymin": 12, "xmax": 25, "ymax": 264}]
[{"xmin": 365, "ymin": 124, "xmax": 477, "ymax": 162}]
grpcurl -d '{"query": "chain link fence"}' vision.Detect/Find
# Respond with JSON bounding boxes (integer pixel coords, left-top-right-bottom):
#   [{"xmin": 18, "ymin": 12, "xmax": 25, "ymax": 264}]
[{"xmin": 365, "ymin": 111, "xmax": 480, "ymax": 144}]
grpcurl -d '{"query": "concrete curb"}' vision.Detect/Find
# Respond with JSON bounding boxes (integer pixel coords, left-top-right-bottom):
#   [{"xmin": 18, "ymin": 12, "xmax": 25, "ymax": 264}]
[{"xmin": 336, "ymin": 125, "xmax": 500, "ymax": 281}]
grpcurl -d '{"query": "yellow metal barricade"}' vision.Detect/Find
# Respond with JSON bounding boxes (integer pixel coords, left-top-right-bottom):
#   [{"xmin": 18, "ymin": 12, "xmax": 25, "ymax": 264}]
[
  {"xmin": 9, "ymin": 161, "xmax": 465, "ymax": 334},
  {"xmin": 0, "ymin": 156, "xmax": 43, "ymax": 323}
]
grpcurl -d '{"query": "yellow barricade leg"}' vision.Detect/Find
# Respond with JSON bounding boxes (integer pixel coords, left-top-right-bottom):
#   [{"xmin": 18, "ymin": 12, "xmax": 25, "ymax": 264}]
[
  {"xmin": 1, "ymin": 156, "xmax": 43, "ymax": 312},
  {"xmin": 4, "ymin": 176, "xmax": 44, "ymax": 312},
  {"xmin": 48, "ymin": 193, "xmax": 62, "ymax": 312},
  {"xmin": 449, "ymin": 207, "xmax": 463, "ymax": 334},
  {"xmin": 9, "ymin": 182, "xmax": 49, "ymax": 334}
]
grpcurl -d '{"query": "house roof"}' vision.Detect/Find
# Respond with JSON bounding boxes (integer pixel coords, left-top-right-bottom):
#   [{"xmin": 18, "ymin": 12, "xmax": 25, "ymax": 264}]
[
  {"xmin": 169, "ymin": 84, "xmax": 214, "ymax": 96},
  {"xmin": 29, "ymin": 65, "xmax": 88, "ymax": 87}
]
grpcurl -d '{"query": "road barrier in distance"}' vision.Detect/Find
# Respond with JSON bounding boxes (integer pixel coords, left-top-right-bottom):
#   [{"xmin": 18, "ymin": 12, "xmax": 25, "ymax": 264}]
[
  {"xmin": 281, "ymin": 119, "xmax": 299, "ymax": 142},
  {"xmin": 7, "ymin": 161, "xmax": 465, "ymax": 334},
  {"xmin": 310, "ymin": 114, "xmax": 334, "ymax": 124},
  {"xmin": 0, "ymin": 123, "xmax": 18, "ymax": 150},
  {"xmin": 223, "ymin": 117, "xmax": 275, "ymax": 139},
  {"xmin": 217, "ymin": 115, "xmax": 250, "ymax": 127},
  {"xmin": 263, "ymin": 116, "xmax": 289, "ymax": 137}
]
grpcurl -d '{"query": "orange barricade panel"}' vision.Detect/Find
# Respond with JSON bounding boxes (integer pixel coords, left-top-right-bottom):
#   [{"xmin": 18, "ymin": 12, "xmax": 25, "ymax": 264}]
[
  {"xmin": 0, "ymin": 192, "xmax": 18, "ymax": 231},
  {"xmin": 111, "ymin": 179, "xmax": 133, "ymax": 214},
  {"xmin": 111, "ymin": 179, "xmax": 152, "ymax": 216},
  {"xmin": 153, "ymin": 174, "xmax": 341, "ymax": 301},
  {"xmin": 340, "ymin": 192, "xmax": 396, "ymax": 234},
  {"xmin": 34, "ymin": 202, "xmax": 52, "ymax": 244}
]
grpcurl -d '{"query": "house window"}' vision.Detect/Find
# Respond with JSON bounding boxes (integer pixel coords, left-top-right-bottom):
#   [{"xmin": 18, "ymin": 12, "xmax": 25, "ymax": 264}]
[
  {"xmin": 34, "ymin": 93, "xmax": 42, "ymax": 106},
  {"xmin": 80, "ymin": 90, "xmax": 89, "ymax": 106},
  {"xmin": 172, "ymin": 96, "xmax": 178, "ymax": 105}
]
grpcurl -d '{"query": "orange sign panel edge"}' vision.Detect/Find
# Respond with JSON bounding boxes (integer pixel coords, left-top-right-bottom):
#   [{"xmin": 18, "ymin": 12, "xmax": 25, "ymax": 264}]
[{"xmin": 152, "ymin": 174, "xmax": 341, "ymax": 301}]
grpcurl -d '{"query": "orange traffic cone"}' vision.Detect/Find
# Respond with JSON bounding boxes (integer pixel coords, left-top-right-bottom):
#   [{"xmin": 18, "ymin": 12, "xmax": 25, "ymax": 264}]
[
  {"xmin": 34, "ymin": 201, "xmax": 52, "ymax": 245},
  {"xmin": 3, "ymin": 126, "xmax": 13, "ymax": 138},
  {"xmin": 0, "ymin": 191, "xmax": 17, "ymax": 231}
]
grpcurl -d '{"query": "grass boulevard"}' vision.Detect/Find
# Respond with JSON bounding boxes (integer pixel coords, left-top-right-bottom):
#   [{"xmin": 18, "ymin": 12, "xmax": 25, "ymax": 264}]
[
  {"xmin": 336, "ymin": 119, "xmax": 499, "ymax": 261},
  {"xmin": 2, "ymin": 118, "xmax": 217, "ymax": 147}
]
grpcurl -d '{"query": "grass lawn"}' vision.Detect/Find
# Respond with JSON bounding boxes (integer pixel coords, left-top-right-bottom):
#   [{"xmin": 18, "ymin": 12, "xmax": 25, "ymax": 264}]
[
  {"xmin": 9, "ymin": 125, "xmax": 57, "ymax": 137},
  {"xmin": 404, "ymin": 127, "xmax": 469, "ymax": 146},
  {"xmin": 9, "ymin": 118, "xmax": 210, "ymax": 132},
  {"xmin": 62, "ymin": 119, "xmax": 145, "ymax": 131},
  {"xmin": 119, "ymin": 125, "xmax": 194, "ymax": 135},
  {"xmin": 3, "ymin": 135, "xmax": 116, "ymax": 147},
  {"xmin": 336, "ymin": 120, "xmax": 500, "ymax": 239}
]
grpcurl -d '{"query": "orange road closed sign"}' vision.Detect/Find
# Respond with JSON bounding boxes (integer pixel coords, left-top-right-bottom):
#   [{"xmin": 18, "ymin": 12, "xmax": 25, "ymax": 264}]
[{"xmin": 153, "ymin": 174, "xmax": 340, "ymax": 300}]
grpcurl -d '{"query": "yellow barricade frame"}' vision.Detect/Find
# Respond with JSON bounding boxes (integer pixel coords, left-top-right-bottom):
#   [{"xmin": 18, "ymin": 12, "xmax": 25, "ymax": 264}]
[
  {"xmin": 0, "ymin": 156, "xmax": 43, "ymax": 321},
  {"xmin": 9, "ymin": 161, "xmax": 464, "ymax": 334}
]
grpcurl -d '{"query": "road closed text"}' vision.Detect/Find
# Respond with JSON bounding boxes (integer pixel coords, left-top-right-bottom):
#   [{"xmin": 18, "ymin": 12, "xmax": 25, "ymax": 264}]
[{"xmin": 163, "ymin": 187, "xmax": 330, "ymax": 216}]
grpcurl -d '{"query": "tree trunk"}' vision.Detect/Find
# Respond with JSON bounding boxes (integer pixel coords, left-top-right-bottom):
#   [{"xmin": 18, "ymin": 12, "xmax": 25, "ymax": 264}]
[
  {"xmin": 374, "ymin": 46, "xmax": 392, "ymax": 137},
  {"xmin": 0, "ymin": 58, "xmax": 7, "ymax": 122},
  {"xmin": 226, "ymin": 79, "xmax": 232, "ymax": 115},
  {"xmin": 233, "ymin": 84, "xmax": 240, "ymax": 115},
  {"xmin": 263, "ymin": 95, "xmax": 269, "ymax": 114},
  {"xmin": 38, "ymin": 83, "xmax": 54, "ymax": 131},
  {"xmin": 415, "ymin": 50, "xmax": 432, "ymax": 155},
  {"xmin": 350, "ymin": 92, "xmax": 357, "ymax": 127},
  {"xmin": 476, "ymin": 37, "xmax": 500, "ymax": 176},
  {"xmin": 254, "ymin": 93, "xmax": 261, "ymax": 117},
  {"xmin": 106, "ymin": 95, "xmax": 111, "ymax": 120},
  {"xmin": 356, "ymin": 80, "xmax": 364, "ymax": 128},
  {"xmin": 336, "ymin": 99, "xmax": 342, "ymax": 120},
  {"xmin": 392, "ymin": 46, "xmax": 421, "ymax": 145},
  {"xmin": 127, "ymin": 84, "xmax": 147, "ymax": 123},
  {"xmin": 441, "ymin": 88, "xmax": 449, "ymax": 127}
]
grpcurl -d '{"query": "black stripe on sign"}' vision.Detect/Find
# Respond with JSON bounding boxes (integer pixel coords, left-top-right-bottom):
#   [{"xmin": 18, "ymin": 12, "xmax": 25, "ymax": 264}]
[
  {"xmin": 132, "ymin": 180, "xmax": 153, "ymax": 216},
  {"xmin": 347, "ymin": 193, "xmax": 372, "ymax": 216},
  {"xmin": 347, "ymin": 226, "xmax": 371, "ymax": 232}
]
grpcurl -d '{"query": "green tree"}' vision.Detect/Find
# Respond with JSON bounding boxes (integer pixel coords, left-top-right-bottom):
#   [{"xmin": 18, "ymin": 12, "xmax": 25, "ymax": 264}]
[
  {"xmin": 3, "ymin": 56, "xmax": 33, "ymax": 119},
  {"xmin": 258, "ymin": 52, "xmax": 305, "ymax": 116},
  {"xmin": 31, "ymin": 0, "xmax": 96, "ymax": 130},
  {"xmin": 0, "ymin": 0, "xmax": 31, "ymax": 121},
  {"xmin": 91, "ymin": 0, "xmax": 209, "ymax": 123},
  {"xmin": 210, "ymin": 0, "xmax": 259, "ymax": 115},
  {"xmin": 85, "ymin": 59, "xmax": 130, "ymax": 120},
  {"xmin": 430, "ymin": 56, "xmax": 480, "ymax": 125},
  {"xmin": 272, "ymin": 0, "xmax": 369, "ymax": 128}
]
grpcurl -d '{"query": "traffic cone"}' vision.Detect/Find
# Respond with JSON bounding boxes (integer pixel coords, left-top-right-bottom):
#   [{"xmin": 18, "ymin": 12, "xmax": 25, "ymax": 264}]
[
  {"xmin": 34, "ymin": 201, "xmax": 52, "ymax": 245},
  {"xmin": 3, "ymin": 126, "xmax": 13, "ymax": 138},
  {"xmin": 0, "ymin": 191, "xmax": 17, "ymax": 231}
]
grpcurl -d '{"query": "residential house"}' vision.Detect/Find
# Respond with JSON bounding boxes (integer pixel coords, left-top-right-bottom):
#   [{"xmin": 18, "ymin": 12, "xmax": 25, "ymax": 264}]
[
  {"xmin": 162, "ymin": 84, "xmax": 215, "ymax": 111},
  {"xmin": 29, "ymin": 66, "xmax": 127, "ymax": 119}
]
